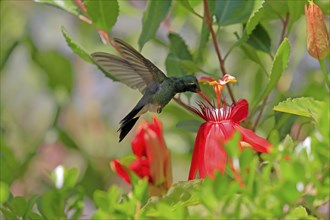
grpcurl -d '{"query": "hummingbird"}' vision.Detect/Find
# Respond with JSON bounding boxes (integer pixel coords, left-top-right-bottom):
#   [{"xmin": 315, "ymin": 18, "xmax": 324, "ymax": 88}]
[{"xmin": 91, "ymin": 38, "xmax": 200, "ymax": 142}]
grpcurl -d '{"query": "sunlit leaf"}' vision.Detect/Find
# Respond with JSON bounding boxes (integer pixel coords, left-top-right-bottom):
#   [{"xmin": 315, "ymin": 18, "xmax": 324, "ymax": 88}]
[
  {"xmin": 285, "ymin": 206, "xmax": 317, "ymax": 220},
  {"xmin": 0, "ymin": 181, "xmax": 9, "ymax": 205},
  {"xmin": 85, "ymin": 0, "xmax": 119, "ymax": 32},
  {"xmin": 139, "ymin": 0, "xmax": 172, "ymax": 50},
  {"xmin": 273, "ymin": 97, "xmax": 324, "ymax": 121},
  {"xmin": 34, "ymin": 0, "xmax": 80, "ymax": 16}
]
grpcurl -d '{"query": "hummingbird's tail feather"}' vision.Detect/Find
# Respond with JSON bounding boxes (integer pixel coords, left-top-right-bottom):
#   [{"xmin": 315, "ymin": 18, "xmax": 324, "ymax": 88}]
[
  {"xmin": 118, "ymin": 104, "xmax": 144, "ymax": 142},
  {"xmin": 118, "ymin": 117, "xmax": 139, "ymax": 142}
]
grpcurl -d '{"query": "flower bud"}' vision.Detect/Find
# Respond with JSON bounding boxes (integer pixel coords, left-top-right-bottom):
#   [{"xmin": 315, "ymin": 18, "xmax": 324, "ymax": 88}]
[{"xmin": 305, "ymin": 1, "xmax": 330, "ymax": 59}]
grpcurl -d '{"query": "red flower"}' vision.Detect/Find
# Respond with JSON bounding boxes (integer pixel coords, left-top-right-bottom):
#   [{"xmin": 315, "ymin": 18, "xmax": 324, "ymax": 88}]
[
  {"xmin": 189, "ymin": 75, "xmax": 272, "ymax": 180},
  {"xmin": 111, "ymin": 116, "xmax": 172, "ymax": 196}
]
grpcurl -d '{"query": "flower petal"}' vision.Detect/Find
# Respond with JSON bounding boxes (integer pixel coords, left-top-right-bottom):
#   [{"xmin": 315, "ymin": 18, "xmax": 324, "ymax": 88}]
[
  {"xmin": 204, "ymin": 123, "xmax": 228, "ymax": 178},
  {"xmin": 132, "ymin": 128, "xmax": 147, "ymax": 157},
  {"xmin": 111, "ymin": 160, "xmax": 131, "ymax": 184},
  {"xmin": 129, "ymin": 159, "xmax": 151, "ymax": 181},
  {"xmin": 234, "ymin": 125, "xmax": 272, "ymax": 153},
  {"xmin": 189, "ymin": 123, "xmax": 207, "ymax": 180},
  {"xmin": 230, "ymin": 99, "xmax": 248, "ymax": 123}
]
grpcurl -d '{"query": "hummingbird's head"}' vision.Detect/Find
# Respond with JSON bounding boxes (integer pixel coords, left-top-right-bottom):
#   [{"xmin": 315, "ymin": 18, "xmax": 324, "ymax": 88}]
[{"xmin": 181, "ymin": 75, "xmax": 201, "ymax": 93}]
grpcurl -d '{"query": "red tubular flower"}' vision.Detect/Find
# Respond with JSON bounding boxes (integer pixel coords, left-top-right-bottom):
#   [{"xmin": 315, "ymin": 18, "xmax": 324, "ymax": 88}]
[
  {"xmin": 189, "ymin": 75, "xmax": 272, "ymax": 181},
  {"xmin": 111, "ymin": 116, "xmax": 172, "ymax": 196}
]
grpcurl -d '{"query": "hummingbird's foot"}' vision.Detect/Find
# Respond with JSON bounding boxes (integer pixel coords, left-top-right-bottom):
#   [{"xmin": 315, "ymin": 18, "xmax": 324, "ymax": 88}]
[{"xmin": 157, "ymin": 107, "xmax": 162, "ymax": 114}]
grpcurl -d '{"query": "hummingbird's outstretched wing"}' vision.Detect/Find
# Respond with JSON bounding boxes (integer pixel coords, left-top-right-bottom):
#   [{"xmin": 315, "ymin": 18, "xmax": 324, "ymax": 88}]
[{"xmin": 91, "ymin": 38, "xmax": 167, "ymax": 94}]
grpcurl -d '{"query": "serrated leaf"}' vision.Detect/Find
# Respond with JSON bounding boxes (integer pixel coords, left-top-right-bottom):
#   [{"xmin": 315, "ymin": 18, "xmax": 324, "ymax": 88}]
[
  {"xmin": 285, "ymin": 206, "xmax": 317, "ymax": 220},
  {"xmin": 215, "ymin": 0, "xmax": 254, "ymax": 26},
  {"xmin": 235, "ymin": 0, "xmax": 265, "ymax": 47},
  {"xmin": 273, "ymin": 97, "xmax": 324, "ymax": 121},
  {"xmin": 85, "ymin": 0, "xmax": 119, "ymax": 32},
  {"xmin": 61, "ymin": 27, "xmax": 93, "ymax": 63},
  {"xmin": 253, "ymin": 38, "xmax": 290, "ymax": 109},
  {"xmin": 176, "ymin": 119, "xmax": 202, "ymax": 132},
  {"xmin": 61, "ymin": 27, "xmax": 116, "ymax": 81},
  {"xmin": 139, "ymin": 0, "xmax": 172, "ymax": 50},
  {"xmin": 244, "ymin": 0, "xmax": 265, "ymax": 36},
  {"xmin": 263, "ymin": 38, "xmax": 290, "ymax": 96},
  {"xmin": 34, "ymin": 0, "xmax": 80, "ymax": 16},
  {"xmin": 247, "ymin": 24, "xmax": 271, "ymax": 54},
  {"xmin": 165, "ymin": 33, "xmax": 193, "ymax": 76},
  {"xmin": 168, "ymin": 33, "xmax": 193, "ymax": 60}
]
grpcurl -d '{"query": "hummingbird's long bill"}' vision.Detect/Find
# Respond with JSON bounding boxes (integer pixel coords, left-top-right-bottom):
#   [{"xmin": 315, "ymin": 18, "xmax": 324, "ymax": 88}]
[{"xmin": 92, "ymin": 38, "xmax": 200, "ymax": 142}]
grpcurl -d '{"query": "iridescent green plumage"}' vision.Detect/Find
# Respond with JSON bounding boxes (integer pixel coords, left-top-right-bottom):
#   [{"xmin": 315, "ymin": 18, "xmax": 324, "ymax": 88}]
[{"xmin": 92, "ymin": 38, "xmax": 200, "ymax": 142}]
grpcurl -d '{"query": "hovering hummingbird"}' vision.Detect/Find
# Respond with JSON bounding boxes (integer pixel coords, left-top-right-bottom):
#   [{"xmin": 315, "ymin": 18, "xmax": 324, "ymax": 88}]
[{"xmin": 91, "ymin": 38, "xmax": 200, "ymax": 142}]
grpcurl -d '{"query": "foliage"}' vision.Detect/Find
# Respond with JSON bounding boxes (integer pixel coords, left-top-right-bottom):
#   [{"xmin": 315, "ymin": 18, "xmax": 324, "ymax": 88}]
[{"xmin": 1, "ymin": 0, "xmax": 329, "ymax": 219}]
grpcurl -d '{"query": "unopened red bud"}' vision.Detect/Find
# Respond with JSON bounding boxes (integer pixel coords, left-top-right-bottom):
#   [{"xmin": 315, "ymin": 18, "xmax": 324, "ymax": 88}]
[{"xmin": 305, "ymin": 1, "xmax": 330, "ymax": 59}]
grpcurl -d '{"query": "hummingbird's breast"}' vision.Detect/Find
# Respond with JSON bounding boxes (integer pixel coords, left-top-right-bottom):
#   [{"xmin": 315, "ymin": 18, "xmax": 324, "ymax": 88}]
[{"xmin": 149, "ymin": 78, "xmax": 178, "ymax": 108}]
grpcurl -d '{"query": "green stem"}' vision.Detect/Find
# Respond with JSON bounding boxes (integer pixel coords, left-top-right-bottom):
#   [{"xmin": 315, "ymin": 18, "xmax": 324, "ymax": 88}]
[{"xmin": 319, "ymin": 58, "xmax": 330, "ymax": 90}]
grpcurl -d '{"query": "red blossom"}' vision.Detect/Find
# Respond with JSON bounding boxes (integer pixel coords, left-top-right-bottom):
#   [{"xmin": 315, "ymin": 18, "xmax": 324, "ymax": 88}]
[
  {"xmin": 189, "ymin": 75, "xmax": 272, "ymax": 181},
  {"xmin": 111, "ymin": 116, "xmax": 172, "ymax": 196}
]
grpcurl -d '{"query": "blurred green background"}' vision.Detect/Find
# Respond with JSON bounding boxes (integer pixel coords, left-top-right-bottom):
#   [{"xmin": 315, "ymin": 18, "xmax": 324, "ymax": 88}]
[{"xmin": 0, "ymin": 0, "xmax": 328, "ymax": 211}]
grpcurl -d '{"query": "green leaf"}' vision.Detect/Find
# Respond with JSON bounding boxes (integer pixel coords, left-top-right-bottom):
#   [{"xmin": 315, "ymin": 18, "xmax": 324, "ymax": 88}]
[
  {"xmin": 131, "ymin": 174, "xmax": 148, "ymax": 204},
  {"xmin": 85, "ymin": 0, "xmax": 119, "ymax": 32},
  {"xmin": 273, "ymin": 97, "xmax": 324, "ymax": 121},
  {"xmin": 195, "ymin": 0, "xmax": 215, "ymax": 62},
  {"xmin": 253, "ymin": 38, "xmax": 290, "ymax": 109},
  {"xmin": 285, "ymin": 206, "xmax": 317, "ymax": 220},
  {"xmin": 34, "ymin": 50, "xmax": 74, "ymax": 93},
  {"xmin": 61, "ymin": 27, "xmax": 93, "ymax": 63},
  {"xmin": 177, "ymin": 60, "xmax": 208, "ymax": 75},
  {"xmin": 178, "ymin": 0, "xmax": 202, "ymax": 18},
  {"xmin": 61, "ymin": 27, "xmax": 116, "ymax": 81},
  {"xmin": 247, "ymin": 24, "xmax": 271, "ymax": 54},
  {"xmin": 37, "ymin": 191, "xmax": 65, "ymax": 219},
  {"xmin": 240, "ymin": 43, "xmax": 268, "ymax": 75},
  {"xmin": 165, "ymin": 33, "xmax": 193, "ymax": 76},
  {"xmin": 244, "ymin": 0, "xmax": 265, "ymax": 37},
  {"xmin": 168, "ymin": 33, "xmax": 193, "ymax": 60},
  {"xmin": 56, "ymin": 127, "xmax": 79, "ymax": 150},
  {"xmin": 0, "ymin": 181, "xmax": 10, "ymax": 205},
  {"xmin": 142, "ymin": 179, "xmax": 202, "ymax": 218},
  {"xmin": 176, "ymin": 119, "xmax": 202, "ymax": 132},
  {"xmin": 139, "ymin": 0, "xmax": 172, "ymax": 50},
  {"xmin": 0, "ymin": 138, "xmax": 20, "ymax": 184},
  {"xmin": 215, "ymin": 0, "xmax": 254, "ymax": 26},
  {"xmin": 7, "ymin": 197, "xmax": 29, "ymax": 217},
  {"xmin": 34, "ymin": 0, "xmax": 80, "ymax": 16},
  {"xmin": 287, "ymin": 1, "xmax": 305, "ymax": 34}
]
